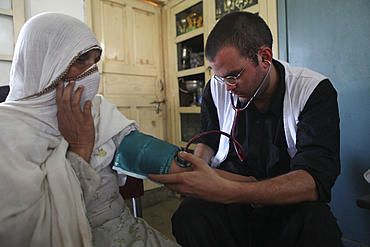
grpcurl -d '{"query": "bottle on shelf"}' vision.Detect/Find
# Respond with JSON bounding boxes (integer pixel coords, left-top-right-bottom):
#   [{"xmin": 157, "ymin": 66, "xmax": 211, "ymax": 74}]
[{"xmin": 197, "ymin": 81, "xmax": 204, "ymax": 106}]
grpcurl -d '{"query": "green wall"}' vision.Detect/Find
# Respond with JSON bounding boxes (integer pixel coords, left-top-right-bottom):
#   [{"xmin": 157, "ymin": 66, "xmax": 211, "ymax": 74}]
[{"xmin": 277, "ymin": 0, "xmax": 370, "ymax": 246}]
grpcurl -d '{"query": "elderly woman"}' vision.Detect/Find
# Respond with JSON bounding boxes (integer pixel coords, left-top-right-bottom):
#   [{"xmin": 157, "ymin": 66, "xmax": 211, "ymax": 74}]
[{"xmin": 0, "ymin": 12, "xmax": 187, "ymax": 247}]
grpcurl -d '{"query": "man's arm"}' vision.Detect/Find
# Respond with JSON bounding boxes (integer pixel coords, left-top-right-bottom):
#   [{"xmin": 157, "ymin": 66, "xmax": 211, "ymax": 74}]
[
  {"xmin": 230, "ymin": 169, "xmax": 318, "ymax": 205},
  {"xmin": 149, "ymin": 152, "xmax": 317, "ymax": 205},
  {"xmin": 194, "ymin": 143, "xmax": 257, "ymax": 182}
]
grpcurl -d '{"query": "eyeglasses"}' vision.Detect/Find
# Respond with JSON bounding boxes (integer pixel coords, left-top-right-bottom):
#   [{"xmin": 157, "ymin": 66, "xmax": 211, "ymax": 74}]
[{"xmin": 213, "ymin": 59, "xmax": 251, "ymax": 86}]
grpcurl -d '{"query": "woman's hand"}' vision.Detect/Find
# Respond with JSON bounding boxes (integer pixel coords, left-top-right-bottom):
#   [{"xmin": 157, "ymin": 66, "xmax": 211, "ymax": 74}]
[{"xmin": 56, "ymin": 81, "xmax": 95, "ymax": 162}]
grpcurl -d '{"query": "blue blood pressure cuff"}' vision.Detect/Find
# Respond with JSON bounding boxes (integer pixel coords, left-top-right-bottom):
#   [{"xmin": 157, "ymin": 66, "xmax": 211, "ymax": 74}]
[{"xmin": 113, "ymin": 131, "xmax": 180, "ymax": 179}]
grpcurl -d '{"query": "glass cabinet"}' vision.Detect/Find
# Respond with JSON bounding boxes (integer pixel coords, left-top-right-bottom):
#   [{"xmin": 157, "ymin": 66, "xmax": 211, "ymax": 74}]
[
  {"xmin": 167, "ymin": 0, "xmax": 209, "ymax": 150},
  {"xmin": 215, "ymin": 0, "xmax": 258, "ymax": 20},
  {"xmin": 165, "ymin": 0, "xmax": 278, "ymax": 150}
]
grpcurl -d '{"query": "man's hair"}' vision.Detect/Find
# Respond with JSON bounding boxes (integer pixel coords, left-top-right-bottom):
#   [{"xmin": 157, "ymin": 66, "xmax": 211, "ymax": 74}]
[{"xmin": 205, "ymin": 12, "xmax": 273, "ymax": 64}]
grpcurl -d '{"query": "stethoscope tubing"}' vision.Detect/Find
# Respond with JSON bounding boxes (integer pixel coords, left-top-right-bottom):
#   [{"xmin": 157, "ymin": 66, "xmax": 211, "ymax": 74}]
[
  {"xmin": 184, "ymin": 130, "xmax": 246, "ymax": 161},
  {"xmin": 230, "ymin": 60, "xmax": 272, "ymax": 112}
]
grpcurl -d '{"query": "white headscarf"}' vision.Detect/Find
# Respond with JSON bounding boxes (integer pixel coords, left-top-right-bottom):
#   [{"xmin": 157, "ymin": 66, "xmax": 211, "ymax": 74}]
[
  {"xmin": 5, "ymin": 12, "xmax": 101, "ymax": 134},
  {"xmin": 0, "ymin": 12, "xmax": 135, "ymax": 247}
]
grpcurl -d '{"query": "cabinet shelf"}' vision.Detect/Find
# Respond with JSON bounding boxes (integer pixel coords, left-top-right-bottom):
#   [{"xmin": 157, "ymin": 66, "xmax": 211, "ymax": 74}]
[
  {"xmin": 169, "ymin": 0, "xmax": 205, "ymax": 148},
  {"xmin": 179, "ymin": 106, "xmax": 201, "ymax": 113},
  {"xmin": 175, "ymin": 27, "xmax": 204, "ymax": 44},
  {"xmin": 177, "ymin": 66, "xmax": 205, "ymax": 77}
]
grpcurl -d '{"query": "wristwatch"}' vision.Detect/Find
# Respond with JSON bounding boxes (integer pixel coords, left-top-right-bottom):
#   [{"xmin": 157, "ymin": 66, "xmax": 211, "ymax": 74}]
[{"xmin": 174, "ymin": 151, "xmax": 191, "ymax": 168}]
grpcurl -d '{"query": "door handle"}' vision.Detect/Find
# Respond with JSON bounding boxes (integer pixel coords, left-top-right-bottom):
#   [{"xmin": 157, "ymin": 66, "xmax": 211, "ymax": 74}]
[
  {"xmin": 159, "ymin": 79, "xmax": 164, "ymax": 92},
  {"xmin": 150, "ymin": 100, "xmax": 165, "ymax": 114}
]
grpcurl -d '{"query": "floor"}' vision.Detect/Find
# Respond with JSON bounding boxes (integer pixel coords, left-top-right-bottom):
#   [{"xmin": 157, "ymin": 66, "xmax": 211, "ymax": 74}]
[{"xmin": 124, "ymin": 186, "xmax": 183, "ymax": 242}]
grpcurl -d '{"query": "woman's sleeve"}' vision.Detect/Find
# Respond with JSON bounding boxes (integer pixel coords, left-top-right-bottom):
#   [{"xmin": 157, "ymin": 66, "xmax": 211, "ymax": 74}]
[
  {"xmin": 113, "ymin": 122, "xmax": 140, "ymax": 148},
  {"xmin": 67, "ymin": 151, "xmax": 102, "ymax": 205}
]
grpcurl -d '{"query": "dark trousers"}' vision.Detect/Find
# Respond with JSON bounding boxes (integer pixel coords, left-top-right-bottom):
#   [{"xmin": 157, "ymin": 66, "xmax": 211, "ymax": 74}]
[{"xmin": 172, "ymin": 197, "xmax": 344, "ymax": 247}]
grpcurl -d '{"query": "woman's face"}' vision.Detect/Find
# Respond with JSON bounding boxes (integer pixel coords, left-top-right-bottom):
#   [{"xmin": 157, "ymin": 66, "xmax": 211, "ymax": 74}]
[{"xmin": 64, "ymin": 49, "xmax": 101, "ymax": 79}]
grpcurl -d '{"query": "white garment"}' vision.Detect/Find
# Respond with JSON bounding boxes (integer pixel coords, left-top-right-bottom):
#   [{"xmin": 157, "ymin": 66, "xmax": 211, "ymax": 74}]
[
  {"xmin": 0, "ymin": 12, "xmax": 103, "ymax": 247},
  {"xmin": 210, "ymin": 60, "xmax": 327, "ymax": 167},
  {"xmin": 0, "ymin": 12, "xmax": 181, "ymax": 247},
  {"xmin": 0, "ymin": 12, "xmax": 131, "ymax": 247}
]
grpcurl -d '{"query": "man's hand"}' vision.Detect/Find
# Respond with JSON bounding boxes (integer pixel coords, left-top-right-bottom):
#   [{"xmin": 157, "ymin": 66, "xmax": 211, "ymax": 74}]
[
  {"xmin": 56, "ymin": 81, "xmax": 95, "ymax": 162},
  {"xmin": 148, "ymin": 152, "xmax": 237, "ymax": 203}
]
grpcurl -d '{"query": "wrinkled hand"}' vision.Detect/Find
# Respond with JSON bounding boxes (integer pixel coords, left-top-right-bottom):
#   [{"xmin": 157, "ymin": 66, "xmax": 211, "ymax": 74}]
[
  {"xmin": 148, "ymin": 152, "xmax": 236, "ymax": 203},
  {"xmin": 56, "ymin": 81, "xmax": 95, "ymax": 162}
]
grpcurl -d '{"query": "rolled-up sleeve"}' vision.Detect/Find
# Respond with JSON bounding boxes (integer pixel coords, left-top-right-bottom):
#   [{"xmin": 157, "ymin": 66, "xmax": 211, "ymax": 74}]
[{"xmin": 291, "ymin": 79, "xmax": 340, "ymax": 203}]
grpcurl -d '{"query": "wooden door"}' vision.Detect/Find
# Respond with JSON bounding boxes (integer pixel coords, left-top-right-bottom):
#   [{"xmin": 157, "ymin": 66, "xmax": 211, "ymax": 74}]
[{"xmin": 88, "ymin": 0, "xmax": 166, "ymax": 141}]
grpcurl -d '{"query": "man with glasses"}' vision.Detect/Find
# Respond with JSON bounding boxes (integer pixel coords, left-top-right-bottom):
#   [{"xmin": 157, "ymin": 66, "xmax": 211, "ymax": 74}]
[{"xmin": 149, "ymin": 11, "xmax": 343, "ymax": 246}]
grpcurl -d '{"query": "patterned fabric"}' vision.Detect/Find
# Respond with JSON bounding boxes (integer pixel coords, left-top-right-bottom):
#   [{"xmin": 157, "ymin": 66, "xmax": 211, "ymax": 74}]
[
  {"xmin": 68, "ymin": 125, "xmax": 180, "ymax": 247},
  {"xmin": 93, "ymin": 207, "xmax": 177, "ymax": 247}
]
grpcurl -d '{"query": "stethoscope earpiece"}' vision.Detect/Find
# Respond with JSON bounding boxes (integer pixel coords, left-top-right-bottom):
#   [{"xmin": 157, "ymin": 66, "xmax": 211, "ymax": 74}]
[{"xmin": 262, "ymin": 57, "xmax": 271, "ymax": 64}]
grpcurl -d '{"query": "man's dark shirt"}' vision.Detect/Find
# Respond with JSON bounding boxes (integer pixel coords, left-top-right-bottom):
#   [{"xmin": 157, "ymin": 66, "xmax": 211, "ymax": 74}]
[{"xmin": 197, "ymin": 60, "xmax": 340, "ymax": 203}]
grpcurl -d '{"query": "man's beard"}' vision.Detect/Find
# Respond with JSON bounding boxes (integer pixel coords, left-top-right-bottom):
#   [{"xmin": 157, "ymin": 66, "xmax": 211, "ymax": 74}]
[{"xmin": 237, "ymin": 66, "xmax": 269, "ymax": 103}]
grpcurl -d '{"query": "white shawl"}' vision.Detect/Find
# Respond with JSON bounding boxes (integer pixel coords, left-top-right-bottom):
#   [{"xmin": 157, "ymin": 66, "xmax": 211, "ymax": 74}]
[
  {"xmin": 0, "ymin": 13, "xmax": 135, "ymax": 246},
  {"xmin": 210, "ymin": 60, "xmax": 326, "ymax": 167}
]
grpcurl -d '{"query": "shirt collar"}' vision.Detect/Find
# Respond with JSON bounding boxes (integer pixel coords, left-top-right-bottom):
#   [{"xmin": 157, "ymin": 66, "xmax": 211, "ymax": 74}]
[{"xmin": 268, "ymin": 59, "xmax": 285, "ymax": 117}]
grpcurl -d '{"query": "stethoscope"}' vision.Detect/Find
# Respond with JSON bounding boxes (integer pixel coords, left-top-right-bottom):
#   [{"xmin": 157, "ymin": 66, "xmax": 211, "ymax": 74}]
[{"xmin": 184, "ymin": 60, "xmax": 272, "ymax": 162}]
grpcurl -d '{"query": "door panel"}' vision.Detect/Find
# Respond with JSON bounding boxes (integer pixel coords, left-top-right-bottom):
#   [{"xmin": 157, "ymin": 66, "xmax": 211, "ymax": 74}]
[
  {"xmin": 101, "ymin": 2, "xmax": 126, "ymax": 62},
  {"xmin": 133, "ymin": 9, "xmax": 156, "ymax": 66},
  {"xmin": 104, "ymin": 73, "xmax": 157, "ymax": 95},
  {"xmin": 90, "ymin": 0, "xmax": 166, "ymax": 141}
]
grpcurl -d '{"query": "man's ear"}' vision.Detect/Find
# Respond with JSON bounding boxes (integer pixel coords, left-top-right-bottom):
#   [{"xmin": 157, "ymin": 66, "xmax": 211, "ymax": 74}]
[{"xmin": 259, "ymin": 47, "xmax": 273, "ymax": 63}]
